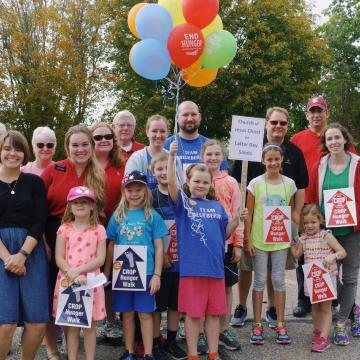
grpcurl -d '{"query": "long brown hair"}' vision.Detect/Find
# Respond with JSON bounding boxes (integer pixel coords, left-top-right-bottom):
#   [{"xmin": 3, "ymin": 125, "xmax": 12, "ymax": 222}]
[
  {"xmin": 184, "ymin": 163, "xmax": 216, "ymax": 200},
  {"xmin": 90, "ymin": 121, "xmax": 124, "ymax": 167},
  {"xmin": 62, "ymin": 198, "xmax": 100, "ymax": 228},
  {"xmin": 64, "ymin": 125, "xmax": 105, "ymax": 218},
  {"xmin": 320, "ymin": 122, "xmax": 355, "ymax": 152},
  {"xmin": 0, "ymin": 130, "xmax": 30, "ymax": 165}
]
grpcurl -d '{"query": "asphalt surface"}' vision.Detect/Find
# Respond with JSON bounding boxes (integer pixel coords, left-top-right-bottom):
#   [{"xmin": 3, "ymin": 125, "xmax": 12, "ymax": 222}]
[{"xmin": 7, "ymin": 269, "xmax": 360, "ymax": 359}]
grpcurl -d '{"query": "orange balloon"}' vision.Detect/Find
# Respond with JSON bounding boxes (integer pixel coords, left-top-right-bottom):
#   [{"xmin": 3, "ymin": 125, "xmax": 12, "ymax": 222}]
[
  {"xmin": 181, "ymin": 60, "xmax": 218, "ymax": 87},
  {"xmin": 128, "ymin": 3, "xmax": 146, "ymax": 38}
]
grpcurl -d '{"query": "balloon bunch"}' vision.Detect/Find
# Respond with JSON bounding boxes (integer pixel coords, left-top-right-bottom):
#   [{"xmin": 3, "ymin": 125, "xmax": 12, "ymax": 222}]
[{"xmin": 128, "ymin": 0, "xmax": 237, "ymax": 87}]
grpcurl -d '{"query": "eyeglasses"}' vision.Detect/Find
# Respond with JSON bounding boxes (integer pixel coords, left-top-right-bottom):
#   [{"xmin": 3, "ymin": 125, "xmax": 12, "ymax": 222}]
[
  {"xmin": 93, "ymin": 134, "xmax": 114, "ymax": 141},
  {"xmin": 308, "ymin": 109, "xmax": 326, "ymax": 114},
  {"xmin": 113, "ymin": 123, "xmax": 134, "ymax": 128},
  {"xmin": 36, "ymin": 143, "xmax": 55, "ymax": 149},
  {"xmin": 269, "ymin": 120, "xmax": 288, "ymax": 126}
]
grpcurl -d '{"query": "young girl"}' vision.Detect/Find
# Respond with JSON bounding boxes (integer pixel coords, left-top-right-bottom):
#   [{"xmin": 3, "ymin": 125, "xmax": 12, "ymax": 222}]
[
  {"xmin": 54, "ymin": 186, "xmax": 107, "ymax": 360},
  {"xmin": 245, "ymin": 144, "xmax": 298, "ymax": 345},
  {"xmin": 167, "ymin": 141, "xmax": 240, "ymax": 360},
  {"xmin": 106, "ymin": 170, "xmax": 167, "ymax": 360},
  {"xmin": 291, "ymin": 205, "xmax": 346, "ymax": 352},
  {"xmin": 201, "ymin": 139, "xmax": 244, "ymax": 351}
]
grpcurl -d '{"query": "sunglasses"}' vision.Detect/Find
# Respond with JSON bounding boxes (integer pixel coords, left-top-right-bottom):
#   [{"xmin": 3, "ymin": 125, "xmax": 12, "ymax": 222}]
[
  {"xmin": 36, "ymin": 143, "xmax": 55, "ymax": 149},
  {"xmin": 93, "ymin": 134, "xmax": 114, "ymax": 141},
  {"xmin": 269, "ymin": 120, "xmax": 288, "ymax": 126}
]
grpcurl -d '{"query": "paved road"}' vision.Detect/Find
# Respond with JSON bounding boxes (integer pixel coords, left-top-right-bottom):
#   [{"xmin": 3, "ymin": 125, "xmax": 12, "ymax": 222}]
[{"xmin": 8, "ymin": 270, "xmax": 360, "ymax": 359}]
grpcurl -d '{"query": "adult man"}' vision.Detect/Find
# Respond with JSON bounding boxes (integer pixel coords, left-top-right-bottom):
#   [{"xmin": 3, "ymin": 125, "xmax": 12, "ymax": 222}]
[
  {"xmin": 231, "ymin": 107, "xmax": 308, "ymax": 328},
  {"xmin": 164, "ymin": 101, "xmax": 227, "ymax": 170},
  {"xmin": 112, "ymin": 110, "xmax": 144, "ymax": 162}
]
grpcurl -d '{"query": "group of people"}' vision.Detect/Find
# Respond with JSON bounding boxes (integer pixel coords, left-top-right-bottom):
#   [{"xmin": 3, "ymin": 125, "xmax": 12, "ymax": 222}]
[{"xmin": 0, "ymin": 96, "xmax": 359, "ymax": 360}]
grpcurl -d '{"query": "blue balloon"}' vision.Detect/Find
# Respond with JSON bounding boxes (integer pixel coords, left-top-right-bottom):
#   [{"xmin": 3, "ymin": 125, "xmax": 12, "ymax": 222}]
[
  {"xmin": 130, "ymin": 39, "xmax": 171, "ymax": 80},
  {"xmin": 135, "ymin": 4, "xmax": 173, "ymax": 42}
]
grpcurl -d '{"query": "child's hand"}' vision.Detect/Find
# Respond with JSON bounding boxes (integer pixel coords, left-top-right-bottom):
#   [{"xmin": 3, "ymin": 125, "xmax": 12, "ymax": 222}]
[
  {"xmin": 163, "ymin": 254, "xmax": 172, "ymax": 269},
  {"xmin": 231, "ymin": 246, "xmax": 241, "ymax": 263},
  {"xmin": 149, "ymin": 274, "xmax": 161, "ymax": 295},
  {"xmin": 74, "ymin": 274, "xmax": 87, "ymax": 285},
  {"xmin": 66, "ymin": 268, "xmax": 81, "ymax": 282},
  {"xmin": 323, "ymin": 254, "xmax": 336, "ymax": 269},
  {"xmin": 245, "ymin": 242, "xmax": 256, "ymax": 257},
  {"xmin": 169, "ymin": 141, "xmax": 178, "ymax": 156},
  {"xmin": 240, "ymin": 208, "xmax": 248, "ymax": 221}
]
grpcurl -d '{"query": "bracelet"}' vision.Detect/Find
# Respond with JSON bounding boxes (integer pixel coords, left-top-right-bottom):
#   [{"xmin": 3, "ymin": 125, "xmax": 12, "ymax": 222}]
[
  {"xmin": 153, "ymin": 273, "xmax": 161, "ymax": 277},
  {"xmin": 19, "ymin": 249, "xmax": 30, "ymax": 258}
]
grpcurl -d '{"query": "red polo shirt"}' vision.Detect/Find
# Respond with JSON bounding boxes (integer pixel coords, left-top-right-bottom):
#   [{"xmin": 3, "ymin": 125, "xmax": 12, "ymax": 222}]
[{"xmin": 120, "ymin": 139, "xmax": 145, "ymax": 163}]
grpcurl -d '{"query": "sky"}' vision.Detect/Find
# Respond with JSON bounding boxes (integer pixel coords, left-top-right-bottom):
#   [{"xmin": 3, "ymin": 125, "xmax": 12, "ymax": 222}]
[{"xmin": 310, "ymin": 0, "xmax": 332, "ymax": 24}]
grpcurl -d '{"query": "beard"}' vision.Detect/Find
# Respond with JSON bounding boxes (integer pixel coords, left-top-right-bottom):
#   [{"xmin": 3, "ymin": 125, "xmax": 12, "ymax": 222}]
[{"xmin": 179, "ymin": 123, "xmax": 199, "ymax": 134}]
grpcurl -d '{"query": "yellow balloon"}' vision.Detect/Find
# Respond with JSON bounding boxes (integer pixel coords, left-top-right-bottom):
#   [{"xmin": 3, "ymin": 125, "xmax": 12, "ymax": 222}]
[
  {"xmin": 202, "ymin": 15, "xmax": 223, "ymax": 37},
  {"xmin": 158, "ymin": 0, "xmax": 185, "ymax": 27},
  {"xmin": 128, "ymin": 3, "xmax": 146, "ymax": 38},
  {"xmin": 181, "ymin": 60, "xmax": 218, "ymax": 87}
]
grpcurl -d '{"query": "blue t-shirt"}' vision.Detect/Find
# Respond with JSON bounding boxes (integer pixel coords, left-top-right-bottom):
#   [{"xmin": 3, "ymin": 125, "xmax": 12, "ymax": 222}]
[
  {"xmin": 107, "ymin": 208, "xmax": 168, "ymax": 275},
  {"xmin": 146, "ymin": 151, "xmax": 158, "ymax": 190},
  {"xmin": 152, "ymin": 187, "xmax": 179, "ymax": 273},
  {"xmin": 164, "ymin": 134, "xmax": 228, "ymax": 171},
  {"xmin": 172, "ymin": 192, "xmax": 228, "ymax": 279}
]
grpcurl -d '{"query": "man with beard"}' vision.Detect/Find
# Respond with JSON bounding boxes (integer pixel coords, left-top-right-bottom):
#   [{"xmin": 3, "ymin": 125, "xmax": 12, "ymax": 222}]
[{"xmin": 164, "ymin": 101, "xmax": 227, "ymax": 171}]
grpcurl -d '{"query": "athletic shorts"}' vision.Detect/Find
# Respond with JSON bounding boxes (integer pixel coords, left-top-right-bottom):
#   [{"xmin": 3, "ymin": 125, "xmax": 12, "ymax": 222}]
[{"xmin": 224, "ymin": 245, "xmax": 238, "ymax": 287}]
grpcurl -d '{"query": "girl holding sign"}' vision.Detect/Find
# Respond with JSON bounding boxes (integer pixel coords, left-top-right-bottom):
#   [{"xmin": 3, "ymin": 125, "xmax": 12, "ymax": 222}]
[
  {"xmin": 308, "ymin": 123, "xmax": 360, "ymax": 345},
  {"xmin": 53, "ymin": 186, "xmax": 107, "ymax": 360},
  {"xmin": 245, "ymin": 144, "xmax": 298, "ymax": 345},
  {"xmin": 291, "ymin": 205, "xmax": 346, "ymax": 352}
]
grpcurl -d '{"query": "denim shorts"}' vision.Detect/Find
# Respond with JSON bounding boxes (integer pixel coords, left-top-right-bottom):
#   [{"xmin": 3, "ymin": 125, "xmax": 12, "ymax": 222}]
[{"xmin": 0, "ymin": 228, "xmax": 50, "ymax": 324}]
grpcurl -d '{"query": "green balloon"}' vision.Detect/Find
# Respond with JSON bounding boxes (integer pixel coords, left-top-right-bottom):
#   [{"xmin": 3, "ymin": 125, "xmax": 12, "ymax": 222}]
[{"xmin": 200, "ymin": 30, "xmax": 237, "ymax": 69}]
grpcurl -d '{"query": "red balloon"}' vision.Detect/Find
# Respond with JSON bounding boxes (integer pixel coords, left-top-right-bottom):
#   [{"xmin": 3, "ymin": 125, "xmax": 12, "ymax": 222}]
[
  {"xmin": 182, "ymin": 0, "xmax": 219, "ymax": 29},
  {"xmin": 167, "ymin": 23, "xmax": 205, "ymax": 69}
]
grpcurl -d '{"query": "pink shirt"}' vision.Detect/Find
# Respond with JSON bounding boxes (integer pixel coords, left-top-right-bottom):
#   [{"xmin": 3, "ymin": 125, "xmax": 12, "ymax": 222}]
[
  {"xmin": 21, "ymin": 161, "xmax": 53, "ymax": 176},
  {"xmin": 213, "ymin": 171, "xmax": 244, "ymax": 247}
]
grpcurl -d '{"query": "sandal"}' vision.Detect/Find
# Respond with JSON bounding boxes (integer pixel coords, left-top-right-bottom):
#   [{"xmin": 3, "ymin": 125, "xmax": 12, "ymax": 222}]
[{"xmin": 47, "ymin": 350, "xmax": 61, "ymax": 359}]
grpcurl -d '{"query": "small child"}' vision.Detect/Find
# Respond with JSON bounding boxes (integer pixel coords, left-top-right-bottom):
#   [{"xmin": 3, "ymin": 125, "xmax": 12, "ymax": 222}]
[
  {"xmin": 106, "ymin": 170, "xmax": 168, "ymax": 360},
  {"xmin": 150, "ymin": 152, "xmax": 187, "ymax": 360},
  {"xmin": 167, "ymin": 141, "xmax": 240, "ymax": 360},
  {"xmin": 291, "ymin": 204, "xmax": 346, "ymax": 352},
  {"xmin": 54, "ymin": 186, "xmax": 107, "ymax": 360}
]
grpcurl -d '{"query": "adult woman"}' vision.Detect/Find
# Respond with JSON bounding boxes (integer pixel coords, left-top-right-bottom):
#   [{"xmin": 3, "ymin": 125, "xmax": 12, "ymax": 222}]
[
  {"xmin": 21, "ymin": 126, "xmax": 57, "ymax": 176},
  {"xmin": 125, "ymin": 115, "xmax": 169, "ymax": 190},
  {"xmin": 0, "ymin": 131, "xmax": 48, "ymax": 359},
  {"xmin": 308, "ymin": 123, "xmax": 360, "ymax": 346},
  {"xmin": 41, "ymin": 125, "xmax": 104, "ymax": 359}
]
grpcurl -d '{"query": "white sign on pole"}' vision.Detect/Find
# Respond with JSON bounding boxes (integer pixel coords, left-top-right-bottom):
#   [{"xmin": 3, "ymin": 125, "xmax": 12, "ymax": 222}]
[{"xmin": 228, "ymin": 116, "xmax": 265, "ymax": 162}]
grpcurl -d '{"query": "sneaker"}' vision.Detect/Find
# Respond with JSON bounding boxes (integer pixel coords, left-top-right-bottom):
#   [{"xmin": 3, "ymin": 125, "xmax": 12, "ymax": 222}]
[
  {"xmin": 197, "ymin": 333, "xmax": 209, "ymax": 355},
  {"xmin": 292, "ymin": 304, "xmax": 311, "ymax": 318},
  {"xmin": 143, "ymin": 355, "xmax": 154, "ymax": 360},
  {"xmin": 178, "ymin": 319, "xmax": 186, "ymax": 339},
  {"xmin": 250, "ymin": 324, "xmax": 264, "ymax": 345},
  {"xmin": 312, "ymin": 329, "xmax": 321, "ymax": 344},
  {"xmin": 350, "ymin": 305, "xmax": 360, "ymax": 337},
  {"xmin": 334, "ymin": 323, "xmax": 349, "ymax": 345},
  {"xmin": 101, "ymin": 319, "xmax": 122, "ymax": 339},
  {"xmin": 311, "ymin": 336, "xmax": 331, "ymax": 352},
  {"xmin": 230, "ymin": 305, "xmax": 248, "ymax": 327},
  {"xmin": 164, "ymin": 340, "xmax": 187, "ymax": 360},
  {"xmin": 265, "ymin": 307, "xmax": 277, "ymax": 329},
  {"xmin": 120, "ymin": 351, "xmax": 137, "ymax": 360},
  {"xmin": 219, "ymin": 330, "xmax": 241, "ymax": 351},
  {"xmin": 275, "ymin": 325, "xmax": 291, "ymax": 345},
  {"xmin": 207, "ymin": 353, "xmax": 221, "ymax": 360},
  {"xmin": 153, "ymin": 343, "xmax": 170, "ymax": 360}
]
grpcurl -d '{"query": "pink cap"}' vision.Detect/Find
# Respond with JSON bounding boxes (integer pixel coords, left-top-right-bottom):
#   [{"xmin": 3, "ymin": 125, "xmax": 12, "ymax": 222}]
[
  {"xmin": 307, "ymin": 96, "xmax": 328, "ymax": 111},
  {"xmin": 67, "ymin": 186, "xmax": 95, "ymax": 202}
]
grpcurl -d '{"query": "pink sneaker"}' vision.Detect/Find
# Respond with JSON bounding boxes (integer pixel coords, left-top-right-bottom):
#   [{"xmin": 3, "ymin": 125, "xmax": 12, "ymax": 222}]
[
  {"xmin": 311, "ymin": 336, "xmax": 331, "ymax": 352},
  {"xmin": 312, "ymin": 329, "xmax": 321, "ymax": 344}
]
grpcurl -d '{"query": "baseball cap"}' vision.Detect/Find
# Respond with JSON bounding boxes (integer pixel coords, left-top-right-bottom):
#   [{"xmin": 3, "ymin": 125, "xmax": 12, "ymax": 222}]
[
  {"xmin": 122, "ymin": 170, "xmax": 147, "ymax": 187},
  {"xmin": 67, "ymin": 186, "xmax": 95, "ymax": 202},
  {"xmin": 307, "ymin": 96, "xmax": 328, "ymax": 111}
]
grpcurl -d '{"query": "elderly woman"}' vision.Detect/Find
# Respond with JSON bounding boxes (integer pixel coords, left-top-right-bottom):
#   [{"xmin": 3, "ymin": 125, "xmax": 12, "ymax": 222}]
[
  {"xmin": 0, "ymin": 131, "xmax": 48, "ymax": 359},
  {"xmin": 308, "ymin": 123, "xmax": 360, "ymax": 346},
  {"xmin": 125, "ymin": 115, "xmax": 169, "ymax": 190},
  {"xmin": 21, "ymin": 126, "xmax": 56, "ymax": 176}
]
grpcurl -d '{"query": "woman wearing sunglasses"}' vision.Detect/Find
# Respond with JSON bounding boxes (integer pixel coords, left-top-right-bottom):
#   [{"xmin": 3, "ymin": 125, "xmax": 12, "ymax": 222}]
[{"xmin": 21, "ymin": 127, "xmax": 56, "ymax": 176}]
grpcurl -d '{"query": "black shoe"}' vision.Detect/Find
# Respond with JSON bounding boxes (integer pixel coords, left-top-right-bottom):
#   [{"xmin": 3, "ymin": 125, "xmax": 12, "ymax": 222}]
[
  {"xmin": 153, "ymin": 344, "xmax": 170, "ymax": 360},
  {"xmin": 164, "ymin": 340, "xmax": 187, "ymax": 360},
  {"xmin": 293, "ymin": 304, "xmax": 310, "ymax": 318}
]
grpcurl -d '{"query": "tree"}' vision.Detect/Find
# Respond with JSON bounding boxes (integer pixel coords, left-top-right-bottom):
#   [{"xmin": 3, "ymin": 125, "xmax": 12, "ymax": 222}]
[
  {"xmin": 110, "ymin": 0, "xmax": 330, "ymax": 141},
  {"xmin": 0, "ymin": 0, "xmax": 113, "ymax": 155}
]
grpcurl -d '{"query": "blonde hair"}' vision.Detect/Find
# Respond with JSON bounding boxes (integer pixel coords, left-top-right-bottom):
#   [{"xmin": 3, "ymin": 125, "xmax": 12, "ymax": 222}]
[
  {"xmin": 145, "ymin": 114, "xmax": 169, "ymax": 132},
  {"xmin": 150, "ymin": 151, "xmax": 168, "ymax": 172},
  {"xmin": 184, "ymin": 164, "xmax": 216, "ymax": 200},
  {"xmin": 90, "ymin": 121, "xmax": 124, "ymax": 167},
  {"xmin": 62, "ymin": 198, "xmax": 100, "ymax": 228},
  {"xmin": 266, "ymin": 107, "xmax": 289, "ymax": 121},
  {"xmin": 64, "ymin": 125, "xmax": 105, "ymax": 219},
  {"xmin": 114, "ymin": 183, "xmax": 153, "ymax": 223},
  {"xmin": 201, "ymin": 139, "xmax": 226, "ymax": 159},
  {"xmin": 299, "ymin": 204, "xmax": 324, "ymax": 234}
]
